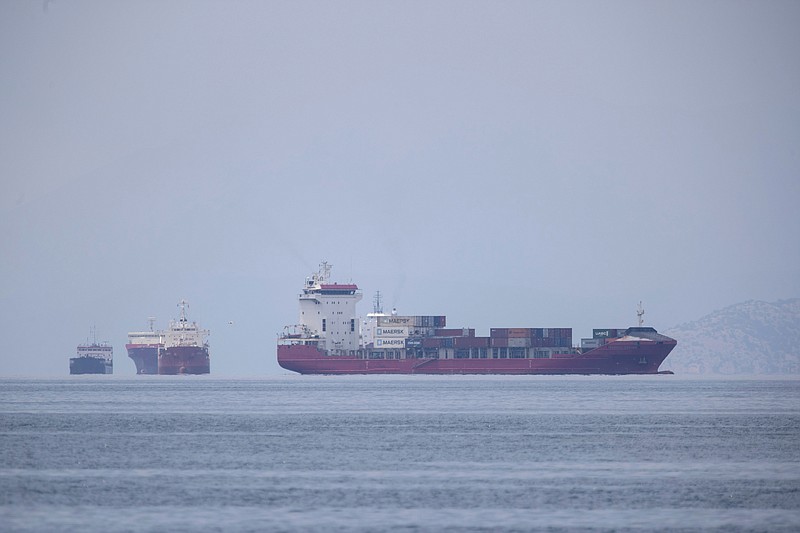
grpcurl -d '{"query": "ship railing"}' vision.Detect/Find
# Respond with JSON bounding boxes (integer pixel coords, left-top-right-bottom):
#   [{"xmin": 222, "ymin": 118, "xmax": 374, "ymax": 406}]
[
  {"xmin": 277, "ymin": 336, "xmax": 320, "ymax": 346},
  {"xmin": 281, "ymin": 324, "xmax": 313, "ymax": 338}
]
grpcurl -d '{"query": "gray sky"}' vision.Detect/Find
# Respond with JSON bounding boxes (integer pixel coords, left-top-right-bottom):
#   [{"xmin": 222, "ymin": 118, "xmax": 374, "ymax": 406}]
[{"xmin": 2, "ymin": 1, "xmax": 798, "ymax": 376}]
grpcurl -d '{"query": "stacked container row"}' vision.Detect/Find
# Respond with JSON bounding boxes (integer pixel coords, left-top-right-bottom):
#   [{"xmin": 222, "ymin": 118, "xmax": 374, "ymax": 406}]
[{"xmin": 378, "ymin": 315, "xmax": 446, "ymax": 327}]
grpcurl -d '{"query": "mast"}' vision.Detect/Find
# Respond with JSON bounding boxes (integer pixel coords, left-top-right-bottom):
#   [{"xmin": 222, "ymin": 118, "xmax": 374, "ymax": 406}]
[
  {"xmin": 178, "ymin": 300, "xmax": 189, "ymax": 323},
  {"xmin": 319, "ymin": 261, "xmax": 331, "ymax": 284},
  {"xmin": 637, "ymin": 301, "xmax": 645, "ymax": 327}
]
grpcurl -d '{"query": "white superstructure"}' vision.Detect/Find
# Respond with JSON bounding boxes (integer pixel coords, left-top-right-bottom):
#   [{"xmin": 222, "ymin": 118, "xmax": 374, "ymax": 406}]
[
  {"xmin": 164, "ymin": 300, "xmax": 209, "ymax": 349},
  {"xmin": 297, "ymin": 262, "xmax": 362, "ymax": 355},
  {"xmin": 76, "ymin": 342, "xmax": 113, "ymax": 364},
  {"xmin": 127, "ymin": 317, "xmax": 164, "ymax": 346}
]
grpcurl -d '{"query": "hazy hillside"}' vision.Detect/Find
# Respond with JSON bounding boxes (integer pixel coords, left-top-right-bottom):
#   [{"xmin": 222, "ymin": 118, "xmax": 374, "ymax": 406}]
[{"xmin": 661, "ymin": 299, "xmax": 800, "ymax": 374}]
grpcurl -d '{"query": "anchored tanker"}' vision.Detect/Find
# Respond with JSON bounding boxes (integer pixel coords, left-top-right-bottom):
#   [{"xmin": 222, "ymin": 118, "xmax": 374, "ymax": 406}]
[
  {"xmin": 126, "ymin": 303, "xmax": 210, "ymax": 375},
  {"xmin": 158, "ymin": 300, "xmax": 210, "ymax": 375},
  {"xmin": 126, "ymin": 317, "xmax": 162, "ymax": 375},
  {"xmin": 277, "ymin": 262, "xmax": 677, "ymax": 375}
]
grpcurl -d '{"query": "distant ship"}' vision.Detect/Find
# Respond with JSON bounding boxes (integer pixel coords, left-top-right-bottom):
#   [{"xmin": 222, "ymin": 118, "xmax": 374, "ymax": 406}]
[
  {"xmin": 158, "ymin": 300, "xmax": 210, "ymax": 375},
  {"xmin": 278, "ymin": 262, "xmax": 677, "ymax": 375},
  {"xmin": 70, "ymin": 329, "xmax": 113, "ymax": 375},
  {"xmin": 126, "ymin": 317, "xmax": 163, "ymax": 375}
]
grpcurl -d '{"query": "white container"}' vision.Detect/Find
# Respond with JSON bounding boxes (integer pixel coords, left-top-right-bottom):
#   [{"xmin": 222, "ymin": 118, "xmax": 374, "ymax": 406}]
[
  {"xmin": 375, "ymin": 338, "xmax": 406, "ymax": 348},
  {"xmin": 376, "ymin": 326, "xmax": 408, "ymax": 338}
]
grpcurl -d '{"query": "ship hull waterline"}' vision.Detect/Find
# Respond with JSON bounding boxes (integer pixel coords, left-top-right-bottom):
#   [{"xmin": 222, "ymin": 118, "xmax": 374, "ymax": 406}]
[
  {"xmin": 158, "ymin": 346, "xmax": 210, "ymax": 375},
  {"xmin": 126, "ymin": 344, "xmax": 159, "ymax": 375},
  {"xmin": 70, "ymin": 357, "xmax": 113, "ymax": 375},
  {"xmin": 278, "ymin": 341, "xmax": 676, "ymax": 375}
]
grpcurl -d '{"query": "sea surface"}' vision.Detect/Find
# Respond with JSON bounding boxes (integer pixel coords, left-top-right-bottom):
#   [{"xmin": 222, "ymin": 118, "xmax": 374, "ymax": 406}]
[{"xmin": 1, "ymin": 375, "xmax": 799, "ymax": 532}]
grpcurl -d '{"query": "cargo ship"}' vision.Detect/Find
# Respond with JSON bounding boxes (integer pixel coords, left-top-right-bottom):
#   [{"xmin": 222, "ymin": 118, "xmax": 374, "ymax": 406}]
[
  {"xmin": 158, "ymin": 300, "xmax": 210, "ymax": 375},
  {"xmin": 70, "ymin": 330, "xmax": 113, "ymax": 374},
  {"xmin": 277, "ymin": 263, "xmax": 677, "ymax": 375},
  {"xmin": 126, "ymin": 317, "xmax": 162, "ymax": 375}
]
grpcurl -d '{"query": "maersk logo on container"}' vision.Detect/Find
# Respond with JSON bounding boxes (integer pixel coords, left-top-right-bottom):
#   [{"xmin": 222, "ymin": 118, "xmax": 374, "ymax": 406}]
[
  {"xmin": 376, "ymin": 338, "xmax": 406, "ymax": 348},
  {"xmin": 376, "ymin": 327, "xmax": 407, "ymax": 337},
  {"xmin": 378, "ymin": 316, "xmax": 415, "ymax": 326}
]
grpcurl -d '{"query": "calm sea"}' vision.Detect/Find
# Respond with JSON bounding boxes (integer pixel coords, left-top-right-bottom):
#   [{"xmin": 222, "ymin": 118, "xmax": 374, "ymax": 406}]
[{"xmin": 1, "ymin": 376, "xmax": 798, "ymax": 532}]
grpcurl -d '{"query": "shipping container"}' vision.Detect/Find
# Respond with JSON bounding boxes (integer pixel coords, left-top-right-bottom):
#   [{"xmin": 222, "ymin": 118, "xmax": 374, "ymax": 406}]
[
  {"xmin": 375, "ymin": 338, "xmax": 406, "ymax": 348},
  {"xmin": 377, "ymin": 315, "xmax": 446, "ymax": 327},
  {"xmin": 454, "ymin": 336, "xmax": 490, "ymax": 348},
  {"xmin": 490, "ymin": 337, "xmax": 509, "ymax": 348},
  {"xmin": 421, "ymin": 337, "xmax": 442, "ymax": 348},
  {"xmin": 508, "ymin": 328, "xmax": 530, "ymax": 338},
  {"xmin": 581, "ymin": 338, "xmax": 602, "ymax": 349},
  {"xmin": 534, "ymin": 337, "xmax": 559, "ymax": 348},
  {"xmin": 379, "ymin": 316, "xmax": 415, "ymax": 326},
  {"xmin": 593, "ymin": 328, "xmax": 624, "ymax": 339},
  {"xmin": 376, "ymin": 326, "xmax": 408, "ymax": 338},
  {"xmin": 490, "ymin": 328, "xmax": 509, "ymax": 338},
  {"xmin": 508, "ymin": 337, "xmax": 531, "ymax": 348},
  {"xmin": 435, "ymin": 328, "xmax": 475, "ymax": 337}
]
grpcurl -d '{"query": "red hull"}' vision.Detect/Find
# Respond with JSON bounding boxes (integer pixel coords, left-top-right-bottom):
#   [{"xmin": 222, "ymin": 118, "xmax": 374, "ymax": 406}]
[
  {"xmin": 278, "ymin": 340, "xmax": 676, "ymax": 375},
  {"xmin": 158, "ymin": 346, "xmax": 210, "ymax": 375}
]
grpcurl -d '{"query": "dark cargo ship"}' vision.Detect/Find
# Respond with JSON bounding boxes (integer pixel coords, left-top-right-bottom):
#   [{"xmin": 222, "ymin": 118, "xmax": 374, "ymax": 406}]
[
  {"xmin": 70, "ymin": 332, "xmax": 113, "ymax": 375},
  {"xmin": 277, "ymin": 263, "xmax": 676, "ymax": 375}
]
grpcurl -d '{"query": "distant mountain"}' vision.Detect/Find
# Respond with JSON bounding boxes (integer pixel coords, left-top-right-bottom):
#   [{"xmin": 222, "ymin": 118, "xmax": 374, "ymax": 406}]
[{"xmin": 661, "ymin": 299, "xmax": 800, "ymax": 374}]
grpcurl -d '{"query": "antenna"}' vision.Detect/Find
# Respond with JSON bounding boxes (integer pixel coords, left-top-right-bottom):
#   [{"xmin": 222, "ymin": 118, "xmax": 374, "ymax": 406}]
[
  {"xmin": 178, "ymin": 300, "xmax": 189, "ymax": 321},
  {"xmin": 148, "ymin": 317, "xmax": 156, "ymax": 332},
  {"xmin": 373, "ymin": 291, "xmax": 383, "ymax": 314},
  {"xmin": 320, "ymin": 261, "xmax": 332, "ymax": 283},
  {"xmin": 636, "ymin": 301, "xmax": 645, "ymax": 327}
]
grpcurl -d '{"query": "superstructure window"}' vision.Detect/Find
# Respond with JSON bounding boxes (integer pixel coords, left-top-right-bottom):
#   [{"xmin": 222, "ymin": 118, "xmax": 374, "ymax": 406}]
[{"xmin": 322, "ymin": 319, "xmax": 326, "ymax": 332}]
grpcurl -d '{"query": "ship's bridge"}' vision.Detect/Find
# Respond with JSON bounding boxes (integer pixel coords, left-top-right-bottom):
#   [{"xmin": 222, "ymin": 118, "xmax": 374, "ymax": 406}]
[
  {"xmin": 318, "ymin": 283, "xmax": 359, "ymax": 295},
  {"xmin": 295, "ymin": 262, "xmax": 363, "ymax": 353}
]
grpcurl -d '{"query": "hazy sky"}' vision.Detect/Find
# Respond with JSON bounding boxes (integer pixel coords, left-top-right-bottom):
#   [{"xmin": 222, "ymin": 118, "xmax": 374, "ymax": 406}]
[{"xmin": 2, "ymin": 1, "xmax": 798, "ymax": 376}]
